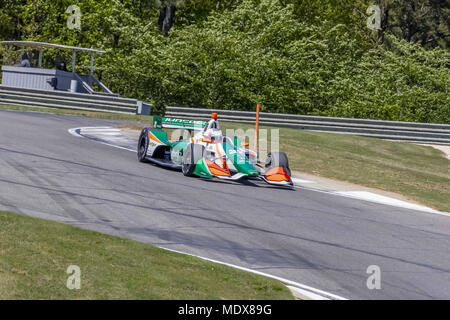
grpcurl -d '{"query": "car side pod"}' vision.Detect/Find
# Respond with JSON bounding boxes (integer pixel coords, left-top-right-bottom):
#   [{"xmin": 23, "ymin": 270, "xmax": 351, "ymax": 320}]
[{"xmin": 263, "ymin": 167, "xmax": 293, "ymax": 186}]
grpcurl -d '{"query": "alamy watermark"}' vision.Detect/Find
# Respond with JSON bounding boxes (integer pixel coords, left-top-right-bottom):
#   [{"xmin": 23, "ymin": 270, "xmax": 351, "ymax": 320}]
[
  {"xmin": 66, "ymin": 265, "xmax": 81, "ymax": 290},
  {"xmin": 366, "ymin": 265, "xmax": 381, "ymax": 290},
  {"xmin": 169, "ymin": 128, "xmax": 279, "ymax": 163},
  {"xmin": 366, "ymin": 5, "xmax": 381, "ymax": 31},
  {"xmin": 66, "ymin": 5, "xmax": 82, "ymax": 31}
]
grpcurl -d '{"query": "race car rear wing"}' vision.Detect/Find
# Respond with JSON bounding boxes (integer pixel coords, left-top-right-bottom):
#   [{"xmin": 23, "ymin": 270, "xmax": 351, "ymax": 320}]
[{"xmin": 153, "ymin": 116, "xmax": 207, "ymax": 131}]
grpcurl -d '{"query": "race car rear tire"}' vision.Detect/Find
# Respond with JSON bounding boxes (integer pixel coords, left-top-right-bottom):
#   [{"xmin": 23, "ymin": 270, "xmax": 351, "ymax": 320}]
[
  {"xmin": 265, "ymin": 152, "xmax": 290, "ymax": 171},
  {"xmin": 182, "ymin": 144, "xmax": 205, "ymax": 176},
  {"xmin": 137, "ymin": 128, "xmax": 150, "ymax": 163}
]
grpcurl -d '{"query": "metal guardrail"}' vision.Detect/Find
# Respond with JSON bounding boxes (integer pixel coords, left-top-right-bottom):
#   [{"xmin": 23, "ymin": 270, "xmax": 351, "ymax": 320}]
[
  {"xmin": 1, "ymin": 86, "xmax": 448, "ymax": 145},
  {"xmin": 0, "ymin": 85, "xmax": 137, "ymax": 114},
  {"xmin": 165, "ymin": 106, "xmax": 450, "ymax": 145}
]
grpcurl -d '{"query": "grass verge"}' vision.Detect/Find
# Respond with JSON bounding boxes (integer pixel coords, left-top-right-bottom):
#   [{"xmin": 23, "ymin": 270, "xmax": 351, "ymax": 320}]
[{"xmin": 0, "ymin": 211, "xmax": 293, "ymax": 300}]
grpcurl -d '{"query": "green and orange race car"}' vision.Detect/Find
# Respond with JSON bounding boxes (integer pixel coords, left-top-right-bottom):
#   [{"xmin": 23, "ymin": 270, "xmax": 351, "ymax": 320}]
[{"xmin": 137, "ymin": 113, "xmax": 293, "ymax": 187}]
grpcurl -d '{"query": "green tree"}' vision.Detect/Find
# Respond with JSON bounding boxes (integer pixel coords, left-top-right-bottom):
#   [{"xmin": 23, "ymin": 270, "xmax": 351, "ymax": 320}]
[{"xmin": 375, "ymin": 0, "xmax": 449, "ymax": 48}]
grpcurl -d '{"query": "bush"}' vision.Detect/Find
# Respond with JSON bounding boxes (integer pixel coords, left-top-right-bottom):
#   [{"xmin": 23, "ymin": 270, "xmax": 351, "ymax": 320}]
[{"xmin": 122, "ymin": 0, "xmax": 448, "ymax": 123}]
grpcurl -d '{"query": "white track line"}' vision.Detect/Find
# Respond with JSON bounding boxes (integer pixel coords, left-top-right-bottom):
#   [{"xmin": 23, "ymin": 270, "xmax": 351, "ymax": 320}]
[
  {"xmin": 68, "ymin": 128, "xmax": 84, "ymax": 138},
  {"xmin": 81, "ymin": 128, "xmax": 121, "ymax": 132},
  {"xmin": 292, "ymin": 178, "xmax": 315, "ymax": 184},
  {"xmin": 159, "ymin": 246, "xmax": 346, "ymax": 300},
  {"xmin": 335, "ymin": 191, "xmax": 445, "ymax": 215},
  {"xmin": 287, "ymin": 286, "xmax": 330, "ymax": 300},
  {"xmin": 69, "ymin": 127, "xmax": 135, "ymax": 152},
  {"xmin": 295, "ymin": 183, "xmax": 450, "ymax": 217},
  {"xmin": 90, "ymin": 132, "xmax": 121, "ymax": 136}
]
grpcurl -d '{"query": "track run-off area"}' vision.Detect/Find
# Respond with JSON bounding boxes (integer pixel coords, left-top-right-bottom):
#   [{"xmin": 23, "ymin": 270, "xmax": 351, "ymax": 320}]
[{"xmin": 1, "ymin": 109, "xmax": 449, "ymax": 299}]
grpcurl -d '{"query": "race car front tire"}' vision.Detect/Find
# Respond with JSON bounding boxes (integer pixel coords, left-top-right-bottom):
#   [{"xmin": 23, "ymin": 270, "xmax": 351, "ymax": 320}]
[
  {"xmin": 182, "ymin": 144, "xmax": 205, "ymax": 176},
  {"xmin": 137, "ymin": 128, "xmax": 150, "ymax": 163},
  {"xmin": 265, "ymin": 152, "xmax": 290, "ymax": 172}
]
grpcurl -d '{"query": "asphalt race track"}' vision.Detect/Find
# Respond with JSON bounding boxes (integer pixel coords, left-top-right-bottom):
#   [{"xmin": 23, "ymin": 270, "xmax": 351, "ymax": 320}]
[{"xmin": 1, "ymin": 109, "xmax": 449, "ymax": 299}]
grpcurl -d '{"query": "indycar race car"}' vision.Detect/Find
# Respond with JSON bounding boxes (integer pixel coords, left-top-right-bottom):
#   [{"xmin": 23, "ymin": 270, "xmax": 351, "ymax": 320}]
[{"xmin": 137, "ymin": 113, "xmax": 293, "ymax": 187}]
